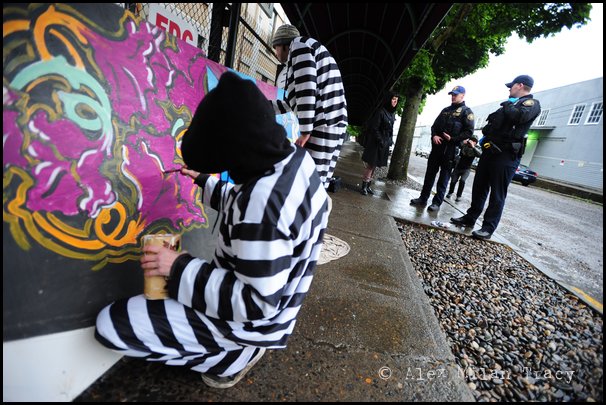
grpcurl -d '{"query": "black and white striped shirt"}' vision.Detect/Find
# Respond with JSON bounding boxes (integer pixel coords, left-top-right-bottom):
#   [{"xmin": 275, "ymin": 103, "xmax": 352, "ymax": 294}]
[
  {"xmin": 167, "ymin": 146, "xmax": 329, "ymax": 348},
  {"xmin": 272, "ymin": 37, "xmax": 348, "ymax": 134}
]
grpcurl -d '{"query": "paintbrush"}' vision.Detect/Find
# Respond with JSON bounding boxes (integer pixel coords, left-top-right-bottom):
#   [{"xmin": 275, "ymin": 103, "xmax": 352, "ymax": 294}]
[{"xmin": 163, "ymin": 168, "xmax": 182, "ymax": 174}]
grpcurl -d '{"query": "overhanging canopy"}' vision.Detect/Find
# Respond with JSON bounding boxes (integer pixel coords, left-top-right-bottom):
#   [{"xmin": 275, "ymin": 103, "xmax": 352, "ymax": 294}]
[{"xmin": 281, "ymin": 3, "xmax": 453, "ymax": 126}]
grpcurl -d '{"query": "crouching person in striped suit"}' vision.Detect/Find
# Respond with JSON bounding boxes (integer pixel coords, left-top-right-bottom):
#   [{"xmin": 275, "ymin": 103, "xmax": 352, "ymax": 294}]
[
  {"xmin": 95, "ymin": 72, "xmax": 330, "ymax": 389},
  {"xmin": 270, "ymin": 24, "xmax": 348, "ymax": 189}
]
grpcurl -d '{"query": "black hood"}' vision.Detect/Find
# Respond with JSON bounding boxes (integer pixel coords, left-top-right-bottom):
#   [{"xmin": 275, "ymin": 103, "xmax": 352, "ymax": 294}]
[
  {"xmin": 383, "ymin": 90, "xmax": 399, "ymax": 113},
  {"xmin": 181, "ymin": 71, "xmax": 292, "ymax": 184}
]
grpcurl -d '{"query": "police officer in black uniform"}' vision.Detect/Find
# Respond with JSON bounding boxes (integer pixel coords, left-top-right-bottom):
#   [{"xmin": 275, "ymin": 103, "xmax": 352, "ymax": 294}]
[
  {"xmin": 411, "ymin": 85, "xmax": 475, "ymax": 211},
  {"xmin": 451, "ymin": 75, "xmax": 541, "ymax": 240}
]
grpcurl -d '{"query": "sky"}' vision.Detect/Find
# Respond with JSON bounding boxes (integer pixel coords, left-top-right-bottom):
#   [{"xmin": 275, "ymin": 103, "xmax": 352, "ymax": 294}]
[{"xmin": 415, "ymin": 3, "xmax": 603, "ymax": 126}]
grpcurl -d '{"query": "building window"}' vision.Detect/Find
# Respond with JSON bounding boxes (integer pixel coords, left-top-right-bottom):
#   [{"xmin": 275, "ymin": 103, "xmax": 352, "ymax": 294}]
[
  {"xmin": 568, "ymin": 104, "xmax": 586, "ymax": 125},
  {"xmin": 258, "ymin": 3, "xmax": 273, "ymax": 18},
  {"xmin": 585, "ymin": 101, "xmax": 603, "ymax": 125},
  {"xmin": 536, "ymin": 109, "xmax": 549, "ymax": 126},
  {"xmin": 238, "ymin": 61, "xmax": 250, "ymax": 75}
]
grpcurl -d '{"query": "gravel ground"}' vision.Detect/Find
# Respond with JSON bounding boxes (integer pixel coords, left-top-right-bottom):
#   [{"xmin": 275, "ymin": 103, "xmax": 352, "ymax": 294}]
[
  {"xmin": 401, "ymin": 153, "xmax": 604, "ymax": 304},
  {"xmin": 398, "ymin": 222, "xmax": 603, "ymax": 402}
]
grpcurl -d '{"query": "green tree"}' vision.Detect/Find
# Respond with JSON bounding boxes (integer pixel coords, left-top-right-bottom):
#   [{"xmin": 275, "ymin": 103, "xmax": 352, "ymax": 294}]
[{"xmin": 387, "ymin": 3, "xmax": 592, "ymax": 180}]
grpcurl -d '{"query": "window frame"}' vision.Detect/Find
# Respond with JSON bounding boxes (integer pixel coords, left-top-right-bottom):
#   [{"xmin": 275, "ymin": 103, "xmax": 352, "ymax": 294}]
[
  {"xmin": 567, "ymin": 104, "xmax": 586, "ymax": 125},
  {"xmin": 536, "ymin": 109, "xmax": 549, "ymax": 126},
  {"xmin": 584, "ymin": 101, "xmax": 603, "ymax": 125}
]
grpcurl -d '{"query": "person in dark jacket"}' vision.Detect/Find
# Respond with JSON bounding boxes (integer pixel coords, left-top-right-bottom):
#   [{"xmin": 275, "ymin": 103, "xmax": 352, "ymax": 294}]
[
  {"xmin": 360, "ymin": 91, "xmax": 400, "ymax": 195},
  {"xmin": 446, "ymin": 135, "xmax": 482, "ymax": 202},
  {"xmin": 451, "ymin": 75, "xmax": 541, "ymax": 240},
  {"xmin": 410, "ymin": 86, "xmax": 475, "ymax": 211}
]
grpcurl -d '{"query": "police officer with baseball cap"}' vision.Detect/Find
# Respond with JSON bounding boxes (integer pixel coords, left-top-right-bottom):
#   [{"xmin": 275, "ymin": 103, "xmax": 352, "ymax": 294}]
[
  {"xmin": 451, "ymin": 75, "xmax": 541, "ymax": 240},
  {"xmin": 410, "ymin": 85, "xmax": 475, "ymax": 211}
]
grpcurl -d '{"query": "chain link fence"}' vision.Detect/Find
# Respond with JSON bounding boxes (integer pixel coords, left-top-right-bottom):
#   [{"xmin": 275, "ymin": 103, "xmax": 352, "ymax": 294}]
[{"xmin": 124, "ymin": 3, "xmax": 281, "ymax": 84}]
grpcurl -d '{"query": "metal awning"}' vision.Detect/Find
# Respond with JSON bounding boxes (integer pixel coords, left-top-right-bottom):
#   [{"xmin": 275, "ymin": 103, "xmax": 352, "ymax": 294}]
[{"xmin": 281, "ymin": 3, "xmax": 452, "ymax": 126}]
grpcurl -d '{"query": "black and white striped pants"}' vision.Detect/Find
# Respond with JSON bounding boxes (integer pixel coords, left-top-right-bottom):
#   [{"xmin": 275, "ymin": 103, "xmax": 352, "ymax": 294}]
[
  {"xmin": 95, "ymin": 295, "xmax": 263, "ymax": 376},
  {"xmin": 305, "ymin": 126, "xmax": 346, "ymax": 188}
]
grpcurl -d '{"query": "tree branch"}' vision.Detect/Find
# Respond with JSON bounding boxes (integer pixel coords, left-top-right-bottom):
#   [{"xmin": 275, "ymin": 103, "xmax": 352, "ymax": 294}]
[{"xmin": 430, "ymin": 3, "xmax": 475, "ymax": 51}]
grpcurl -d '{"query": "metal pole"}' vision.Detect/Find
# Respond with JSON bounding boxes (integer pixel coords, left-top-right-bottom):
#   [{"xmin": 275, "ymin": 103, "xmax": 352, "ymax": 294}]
[
  {"xmin": 208, "ymin": 3, "xmax": 227, "ymax": 63},
  {"xmin": 224, "ymin": 3, "xmax": 241, "ymax": 68}
]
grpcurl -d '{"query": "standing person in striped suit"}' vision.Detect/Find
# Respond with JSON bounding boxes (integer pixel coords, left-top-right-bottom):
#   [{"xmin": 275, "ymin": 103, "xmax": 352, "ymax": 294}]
[
  {"xmin": 270, "ymin": 24, "xmax": 348, "ymax": 189},
  {"xmin": 95, "ymin": 72, "xmax": 329, "ymax": 389}
]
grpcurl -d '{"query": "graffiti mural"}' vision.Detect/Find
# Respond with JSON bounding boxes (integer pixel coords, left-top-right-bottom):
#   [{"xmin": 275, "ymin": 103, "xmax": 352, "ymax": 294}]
[{"xmin": 3, "ymin": 3, "xmax": 293, "ymax": 270}]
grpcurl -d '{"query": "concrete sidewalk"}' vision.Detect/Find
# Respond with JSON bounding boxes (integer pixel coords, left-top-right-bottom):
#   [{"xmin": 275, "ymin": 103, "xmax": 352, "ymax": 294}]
[{"xmin": 75, "ymin": 143, "xmax": 476, "ymax": 402}]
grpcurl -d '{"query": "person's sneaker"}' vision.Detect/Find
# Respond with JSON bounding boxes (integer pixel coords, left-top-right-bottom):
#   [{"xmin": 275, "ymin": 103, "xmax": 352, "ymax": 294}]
[
  {"xmin": 472, "ymin": 229, "xmax": 492, "ymax": 240},
  {"xmin": 455, "ymin": 196, "xmax": 461, "ymax": 202},
  {"xmin": 410, "ymin": 198, "xmax": 427, "ymax": 206},
  {"xmin": 201, "ymin": 348, "xmax": 266, "ymax": 389},
  {"xmin": 450, "ymin": 216, "xmax": 474, "ymax": 227},
  {"xmin": 427, "ymin": 204, "xmax": 440, "ymax": 211},
  {"xmin": 446, "ymin": 193, "xmax": 452, "ymax": 199}
]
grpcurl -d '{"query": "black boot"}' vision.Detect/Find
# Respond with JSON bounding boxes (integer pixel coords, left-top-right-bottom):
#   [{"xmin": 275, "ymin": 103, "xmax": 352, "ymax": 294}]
[
  {"xmin": 366, "ymin": 181, "xmax": 375, "ymax": 195},
  {"xmin": 360, "ymin": 181, "xmax": 369, "ymax": 195}
]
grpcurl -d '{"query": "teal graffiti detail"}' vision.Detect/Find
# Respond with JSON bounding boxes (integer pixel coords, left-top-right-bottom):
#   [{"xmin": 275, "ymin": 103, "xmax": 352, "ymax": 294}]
[{"xmin": 11, "ymin": 56, "xmax": 114, "ymax": 153}]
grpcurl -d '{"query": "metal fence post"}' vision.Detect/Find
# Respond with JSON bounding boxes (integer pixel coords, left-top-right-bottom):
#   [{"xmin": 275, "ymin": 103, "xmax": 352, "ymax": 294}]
[
  {"xmin": 224, "ymin": 3, "xmax": 241, "ymax": 68},
  {"xmin": 208, "ymin": 3, "xmax": 227, "ymax": 62}
]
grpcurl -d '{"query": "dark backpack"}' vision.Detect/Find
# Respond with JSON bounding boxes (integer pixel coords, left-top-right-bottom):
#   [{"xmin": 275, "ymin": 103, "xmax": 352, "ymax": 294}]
[{"xmin": 327, "ymin": 176, "xmax": 342, "ymax": 193}]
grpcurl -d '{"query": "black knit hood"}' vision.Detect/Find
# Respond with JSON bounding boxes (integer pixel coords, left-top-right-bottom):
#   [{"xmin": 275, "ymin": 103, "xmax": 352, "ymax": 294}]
[
  {"xmin": 181, "ymin": 71, "xmax": 292, "ymax": 184},
  {"xmin": 383, "ymin": 91, "xmax": 399, "ymax": 113}
]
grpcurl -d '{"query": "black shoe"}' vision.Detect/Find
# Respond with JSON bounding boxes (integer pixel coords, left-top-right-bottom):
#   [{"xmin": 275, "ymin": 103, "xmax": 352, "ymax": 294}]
[
  {"xmin": 427, "ymin": 204, "xmax": 440, "ymax": 211},
  {"xmin": 472, "ymin": 229, "xmax": 492, "ymax": 240},
  {"xmin": 360, "ymin": 181, "xmax": 369, "ymax": 195},
  {"xmin": 455, "ymin": 196, "xmax": 461, "ymax": 202},
  {"xmin": 450, "ymin": 216, "xmax": 474, "ymax": 227},
  {"xmin": 410, "ymin": 198, "xmax": 427, "ymax": 206},
  {"xmin": 446, "ymin": 193, "xmax": 452, "ymax": 199}
]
